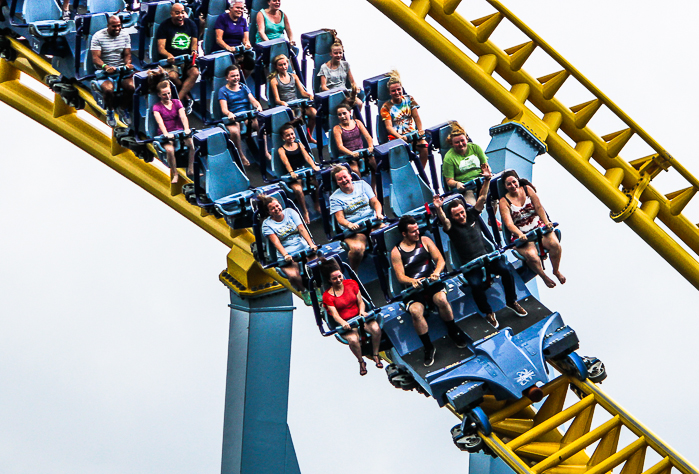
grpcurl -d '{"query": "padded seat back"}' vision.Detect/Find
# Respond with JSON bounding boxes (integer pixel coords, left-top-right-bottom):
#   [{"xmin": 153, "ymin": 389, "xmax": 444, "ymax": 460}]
[
  {"xmin": 374, "ymin": 140, "xmax": 432, "ymax": 216},
  {"xmin": 257, "ymin": 106, "xmax": 298, "ymax": 180},
  {"xmin": 195, "ymin": 127, "xmax": 251, "ymax": 203},
  {"xmin": 314, "ymin": 89, "xmax": 348, "ymax": 159},
  {"xmin": 198, "ymin": 51, "xmax": 237, "ymax": 122},
  {"xmin": 300, "ymin": 29, "xmax": 334, "ymax": 93},
  {"xmin": 254, "ymin": 37, "xmax": 297, "ymax": 101},
  {"xmin": 248, "ymin": 0, "xmax": 268, "ymax": 47},
  {"xmin": 76, "ymin": 13, "xmax": 109, "ymax": 77},
  {"xmin": 87, "ymin": 0, "xmax": 126, "ymax": 13},
  {"xmin": 22, "ymin": 0, "xmax": 61, "ymax": 23},
  {"xmin": 201, "ymin": 0, "xmax": 228, "ymax": 54},
  {"xmin": 138, "ymin": 0, "xmax": 173, "ymax": 64},
  {"xmin": 142, "ymin": 79, "xmax": 180, "ymax": 138},
  {"xmin": 426, "ymin": 122, "xmax": 453, "ymax": 192},
  {"xmin": 363, "ymin": 73, "xmax": 390, "ymax": 144}
]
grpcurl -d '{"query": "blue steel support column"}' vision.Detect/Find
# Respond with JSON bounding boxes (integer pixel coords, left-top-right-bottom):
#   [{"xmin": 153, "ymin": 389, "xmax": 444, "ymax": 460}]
[
  {"xmin": 472, "ymin": 123, "xmax": 548, "ymax": 474},
  {"xmin": 220, "ymin": 289, "xmax": 301, "ymax": 474}
]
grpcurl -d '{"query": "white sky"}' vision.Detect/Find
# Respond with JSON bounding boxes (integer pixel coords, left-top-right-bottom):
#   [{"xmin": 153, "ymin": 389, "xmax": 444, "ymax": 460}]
[{"xmin": 1, "ymin": 1, "xmax": 698, "ymax": 473}]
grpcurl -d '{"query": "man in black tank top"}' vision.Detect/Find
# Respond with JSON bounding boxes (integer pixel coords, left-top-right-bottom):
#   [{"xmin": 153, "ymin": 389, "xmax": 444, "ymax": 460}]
[
  {"xmin": 433, "ymin": 175, "xmax": 527, "ymax": 329},
  {"xmin": 390, "ymin": 216, "xmax": 469, "ymax": 367}
]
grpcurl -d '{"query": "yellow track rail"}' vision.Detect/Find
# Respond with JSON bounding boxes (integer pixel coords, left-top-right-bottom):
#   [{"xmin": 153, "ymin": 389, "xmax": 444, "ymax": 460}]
[
  {"xmin": 367, "ymin": 0, "xmax": 699, "ymax": 290},
  {"xmin": 0, "ymin": 36, "xmax": 296, "ymax": 298},
  {"xmin": 474, "ymin": 374, "xmax": 697, "ymax": 474}
]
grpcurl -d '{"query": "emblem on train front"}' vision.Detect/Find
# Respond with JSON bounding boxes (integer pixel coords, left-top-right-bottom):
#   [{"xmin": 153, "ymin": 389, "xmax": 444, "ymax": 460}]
[{"xmin": 515, "ymin": 369, "xmax": 535, "ymax": 386}]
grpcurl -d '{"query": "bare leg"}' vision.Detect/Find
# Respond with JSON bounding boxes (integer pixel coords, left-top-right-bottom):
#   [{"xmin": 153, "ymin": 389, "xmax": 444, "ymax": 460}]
[
  {"xmin": 164, "ymin": 142, "xmax": 178, "ymax": 184},
  {"xmin": 306, "ymin": 107, "xmax": 317, "ymax": 143},
  {"xmin": 344, "ymin": 330, "xmax": 366, "ymax": 375},
  {"xmin": 179, "ymin": 66, "xmax": 199, "ymax": 102},
  {"xmin": 433, "ymin": 291, "xmax": 454, "ymax": 322},
  {"xmin": 517, "ymin": 243, "xmax": 556, "ymax": 288},
  {"xmin": 409, "ymin": 303, "xmax": 429, "ymax": 335},
  {"xmin": 226, "ymin": 123, "xmax": 249, "ymax": 166},
  {"xmin": 283, "ymin": 262, "xmax": 304, "ymax": 291},
  {"xmin": 291, "ymin": 182, "xmax": 310, "ymax": 224},
  {"xmin": 365, "ymin": 320, "xmax": 383, "ymax": 367},
  {"xmin": 543, "ymin": 232, "xmax": 565, "ymax": 283},
  {"xmin": 100, "ymin": 80, "xmax": 115, "ymax": 110},
  {"xmin": 345, "ymin": 234, "xmax": 367, "ymax": 270},
  {"xmin": 184, "ymin": 137, "xmax": 195, "ymax": 177}
]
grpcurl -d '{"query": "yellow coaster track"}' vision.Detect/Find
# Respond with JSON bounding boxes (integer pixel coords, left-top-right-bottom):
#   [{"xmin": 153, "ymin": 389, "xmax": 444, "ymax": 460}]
[{"xmin": 367, "ymin": 0, "xmax": 699, "ymax": 290}]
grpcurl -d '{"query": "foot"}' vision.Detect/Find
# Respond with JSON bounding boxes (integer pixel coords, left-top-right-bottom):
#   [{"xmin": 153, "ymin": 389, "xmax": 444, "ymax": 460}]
[
  {"xmin": 423, "ymin": 346, "xmax": 436, "ymax": 367},
  {"xmin": 448, "ymin": 327, "xmax": 469, "ymax": 349},
  {"xmin": 171, "ymin": 175, "xmax": 179, "ymax": 185},
  {"xmin": 187, "ymin": 167, "xmax": 194, "ymax": 178},
  {"xmin": 62, "ymin": 9, "xmax": 70, "ymax": 20},
  {"xmin": 303, "ymin": 212, "xmax": 311, "ymax": 225},
  {"xmin": 359, "ymin": 360, "xmax": 367, "ymax": 376},
  {"xmin": 119, "ymin": 108, "xmax": 132, "ymax": 126},
  {"xmin": 486, "ymin": 313, "xmax": 499, "ymax": 329},
  {"xmin": 105, "ymin": 109, "xmax": 116, "ymax": 128},
  {"xmin": 300, "ymin": 292, "xmax": 312, "ymax": 306},
  {"xmin": 240, "ymin": 154, "xmax": 251, "ymax": 166},
  {"xmin": 542, "ymin": 275, "xmax": 556, "ymax": 288},
  {"xmin": 307, "ymin": 133, "xmax": 317, "ymax": 144},
  {"xmin": 507, "ymin": 301, "xmax": 528, "ymax": 317},
  {"xmin": 373, "ymin": 354, "xmax": 384, "ymax": 369},
  {"xmin": 184, "ymin": 98, "xmax": 193, "ymax": 115},
  {"xmin": 554, "ymin": 271, "xmax": 566, "ymax": 284}
]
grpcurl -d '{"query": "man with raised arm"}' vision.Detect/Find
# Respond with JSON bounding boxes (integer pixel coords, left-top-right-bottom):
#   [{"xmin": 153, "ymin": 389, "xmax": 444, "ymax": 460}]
[
  {"xmin": 390, "ymin": 215, "xmax": 468, "ymax": 367},
  {"xmin": 156, "ymin": 2, "xmax": 200, "ymax": 114},
  {"xmin": 432, "ymin": 174, "xmax": 528, "ymax": 329},
  {"xmin": 90, "ymin": 15, "xmax": 135, "ymax": 127},
  {"xmin": 329, "ymin": 166, "xmax": 384, "ymax": 270}
]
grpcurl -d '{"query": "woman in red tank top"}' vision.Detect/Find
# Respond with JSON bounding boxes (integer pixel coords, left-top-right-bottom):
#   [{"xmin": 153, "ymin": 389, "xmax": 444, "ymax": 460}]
[{"xmin": 321, "ymin": 261, "xmax": 382, "ymax": 376}]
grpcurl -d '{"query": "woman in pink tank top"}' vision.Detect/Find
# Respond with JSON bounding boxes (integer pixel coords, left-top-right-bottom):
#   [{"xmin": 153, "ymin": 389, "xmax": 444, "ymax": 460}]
[
  {"xmin": 152, "ymin": 81, "xmax": 195, "ymax": 184},
  {"xmin": 332, "ymin": 100, "xmax": 376, "ymax": 191}
]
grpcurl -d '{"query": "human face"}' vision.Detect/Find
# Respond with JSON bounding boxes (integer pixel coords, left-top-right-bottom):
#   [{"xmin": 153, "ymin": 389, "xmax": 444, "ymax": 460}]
[
  {"xmin": 282, "ymin": 128, "xmax": 296, "ymax": 144},
  {"xmin": 449, "ymin": 203, "xmax": 467, "ymax": 225},
  {"xmin": 107, "ymin": 17, "xmax": 122, "ymax": 37},
  {"xmin": 268, "ymin": 0, "xmax": 281, "ymax": 10},
  {"xmin": 171, "ymin": 4, "xmax": 186, "ymax": 26},
  {"xmin": 329, "ymin": 270, "xmax": 344, "ymax": 288},
  {"xmin": 226, "ymin": 68, "xmax": 241, "ymax": 85},
  {"xmin": 230, "ymin": 2, "xmax": 244, "ymax": 19},
  {"xmin": 275, "ymin": 57, "xmax": 288, "ymax": 74},
  {"xmin": 336, "ymin": 107, "xmax": 351, "ymax": 125},
  {"xmin": 267, "ymin": 199, "xmax": 283, "ymax": 220},
  {"xmin": 505, "ymin": 176, "xmax": 520, "ymax": 194},
  {"xmin": 389, "ymin": 83, "xmax": 403, "ymax": 103},
  {"xmin": 334, "ymin": 169, "xmax": 353, "ymax": 192},
  {"xmin": 404, "ymin": 223, "xmax": 420, "ymax": 243},
  {"xmin": 158, "ymin": 85, "xmax": 172, "ymax": 101},
  {"xmin": 330, "ymin": 46, "xmax": 343, "ymax": 62},
  {"xmin": 451, "ymin": 134, "xmax": 469, "ymax": 155}
]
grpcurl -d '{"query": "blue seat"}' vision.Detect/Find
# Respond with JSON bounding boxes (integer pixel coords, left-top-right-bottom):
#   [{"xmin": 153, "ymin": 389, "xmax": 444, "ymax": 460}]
[
  {"xmin": 199, "ymin": 0, "xmax": 228, "ymax": 54},
  {"xmin": 313, "ymin": 88, "xmax": 368, "ymax": 164},
  {"xmin": 362, "ymin": 73, "xmax": 391, "ymax": 144},
  {"xmin": 306, "ymin": 255, "xmax": 383, "ymax": 343},
  {"xmin": 374, "ymin": 139, "xmax": 433, "ymax": 217},
  {"xmin": 252, "ymin": 37, "xmax": 301, "ymax": 103},
  {"xmin": 247, "ymin": 0, "xmax": 267, "ymax": 48},
  {"xmin": 192, "ymin": 126, "xmax": 255, "ymax": 228},
  {"xmin": 137, "ymin": 0, "xmax": 173, "ymax": 65},
  {"xmin": 75, "ymin": 13, "xmax": 109, "ymax": 79},
  {"xmin": 87, "ymin": 0, "xmax": 127, "ymax": 13},
  {"xmin": 197, "ymin": 51, "xmax": 238, "ymax": 123},
  {"xmin": 299, "ymin": 29, "xmax": 334, "ymax": 94},
  {"xmin": 426, "ymin": 121, "xmax": 453, "ymax": 193}
]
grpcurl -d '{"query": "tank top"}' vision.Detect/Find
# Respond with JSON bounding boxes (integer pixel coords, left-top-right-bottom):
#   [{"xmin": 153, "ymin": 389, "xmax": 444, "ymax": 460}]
[
  {"xmin": 276, "ymin": 74, "xmax": 299, "ymax": 103},
  {"xmin": 256, "ymin": 10, "xmax": 286, "ymax": 43},
  {"xmin": 283, "ymin": 144, "xmax": 306, "ymax": 170},
  {"xmin": 340, "ymin": 123, "xmax": 363, "ymax": 151},
  {"xmin": 398, "ymin": 240, "xmax": 435, "ymax": 280},
  {"xmin": 505, "ymin": 189, "xmax": 540, "ymax": 233}
]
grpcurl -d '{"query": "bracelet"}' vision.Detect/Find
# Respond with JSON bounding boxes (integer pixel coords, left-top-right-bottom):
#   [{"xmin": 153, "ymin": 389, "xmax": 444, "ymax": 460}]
[{"xmin": 101, "ymin": 64, "xmax": 106, "ymax": 70}]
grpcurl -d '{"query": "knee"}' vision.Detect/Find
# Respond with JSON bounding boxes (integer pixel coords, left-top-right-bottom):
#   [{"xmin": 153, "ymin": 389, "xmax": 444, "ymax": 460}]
[
  {"xmin": 101, "ymin": 82, "xmax": 114, "ymax": 93},
  {"xmin": 188, "ymin": 67, "xmax": 200, "ymax": 79},
  {"xmin": 167, "ymin": 71, "xmax": 178, "ymax": 81}
]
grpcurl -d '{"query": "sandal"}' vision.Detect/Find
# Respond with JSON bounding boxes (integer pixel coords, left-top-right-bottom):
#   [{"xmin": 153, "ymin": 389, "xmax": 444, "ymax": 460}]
[
  {"xmin": 359, "ymin": 360, "xmax": 367, "ymax": 376},
  {"xmin": 373, "ymin": 354, "xmax": 384, "ymax": 369}
]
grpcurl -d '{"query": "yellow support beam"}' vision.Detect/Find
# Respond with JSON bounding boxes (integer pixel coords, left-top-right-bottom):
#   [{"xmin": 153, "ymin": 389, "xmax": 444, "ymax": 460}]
[
  {"xmin": 0, "ymin": 38, "xmax": 299, "ymax": 299},
  {"xmin": 366, "ymin": 0, "xmax": 699, "ymax": 290}
]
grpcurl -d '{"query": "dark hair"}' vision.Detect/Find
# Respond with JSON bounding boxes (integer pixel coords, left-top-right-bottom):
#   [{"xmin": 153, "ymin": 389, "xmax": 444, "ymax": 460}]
[
  {"xmin": 335, "ymin": 88, "xmax": 357, "ymax": 115},
  {"xmin": 501, "ymin": 169, "xmax": 536, "ymax": 193},
  {"xmin": 279, "ymin": 116, "xmax": 304, "ymax": 135},
  {"xmin": 398, "ymin": 215, "xmax": 418, "ymax": 234},
  {"xmin": 257, "ymin": 194, "xmax": 278, "ymax": 219},
  {"xmin": 446, "ymin": 199, "xmax": 465, "ymax": 218},
  {"xmin": 319, "ymin": 257, "xmax": 342, "ymax": 283},
  {"xmin": 224, "ymin": 65, "xmax": 240, "ymax": 77}
]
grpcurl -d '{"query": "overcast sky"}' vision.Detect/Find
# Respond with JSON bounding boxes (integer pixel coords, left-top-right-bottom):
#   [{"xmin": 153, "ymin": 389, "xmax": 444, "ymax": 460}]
[{"xmin": 1, "ymin": 1, "xmax": 698, "ymax": 473}]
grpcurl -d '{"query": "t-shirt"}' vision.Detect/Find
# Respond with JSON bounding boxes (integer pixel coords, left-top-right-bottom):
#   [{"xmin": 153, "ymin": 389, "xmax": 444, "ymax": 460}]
[
  {"xmin": 446, "ymin": 207, "xmax": 488, "ymax": 265},
  {"xmin": 380, "ymin": 95, "xmax": 419, "ymax": 139},
  {"xmin": 218, "ymin": 83, "xmax": 252, "ymax": 114},
  {"xmin": 262, "ymin": 208, "xmax": 309, "ymax": 255},
  {"xmin": 152, "ymin": 99, "xmax": 184, "ymax": 133},
  {"xmin": 322, "ymin": 279, "xmax": 360, "ymax": 321},
  {"xmin": 156, "ymin": 18, "xmax": 198, "ymax": 57},
  {"xmin": 213, "ymin": 13, "xmax": 248, "ymax": 48},
  {"xmin": 442, "ymin": 143, "xmax": 488, "ymax": 185},
  {"xmin": 329, "ymin": 180, "xmax": 376, "ymax": 228},
  {"xmin": 317, "ymin": 60, "xmax": 349, "ymax": 91},
  {"xmin": 90, "ymin": 28, "xmax": 131, "ymax": 67}
]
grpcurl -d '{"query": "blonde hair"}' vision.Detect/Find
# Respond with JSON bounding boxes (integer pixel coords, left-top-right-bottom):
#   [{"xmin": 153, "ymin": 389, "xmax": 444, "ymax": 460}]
[
  {"xmin": 447, "ymin": 121, "xmax": 467, "ymax": 146},
  {"xmin": 386, "ymin": 69, "xmax": 401, "ymax": 88},
  {"xmin": 268, "ymin": 54, "xmax": 289, "ymax": 80}
]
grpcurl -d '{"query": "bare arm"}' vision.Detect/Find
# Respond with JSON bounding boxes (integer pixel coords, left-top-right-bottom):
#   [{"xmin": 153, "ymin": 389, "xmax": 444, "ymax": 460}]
[
  {"xmin": 283, "ymin": 13, "xmax": 294, "ymax": 44},
  {"xmin": 319, "ymin": 74, "xmax": 329, "ymax": 91},
  {"xmin": 473, "ymin": 175, "xmax": 491, "ymax": 213},
  {"xmin": 256, "ymin": 11, "xmax": 269, "ymax": 42},
  {"xmin": 333, "ymin": 209, "xmax": 357, "ymax": 231},
  {"xmin": 267, "ymin": 232, "xmax": 290, "ymax": 259},
  {"xmin": 356, "ymin": 120, "xmax": 373, "ymax": 152},
  {"xmin": 153, "ymin": 110, "xmax": 171, "ymax": 137},
  {"xmin": 369, "ymin": 196, "xmax": 383, "ymax": 220},
  {"xmin": 269, "ymin": 77, "xmax": 286, "ymax": 106},
  {"xmin": 528, "ymin": 186, "xmax": 552, "ymax": 226},
  {"xmin": 346, "ymin": 66, "xmax": 358, "ymax": 92},
  {"xmin": 297, "ymin": 224, "xmax": 316, "ymax": 250},
  {"xmin": 294, "ymin": 75, "xmax": 312, "ymax": 99},
  {"xmin": 333, "ymin": 125, "xmax": 356, "ymax": 157},
  {"xmin": 499, "ymin": 198, "xmax": 524, "ymax": 239},
  {"xmin": 356, "ymin": 289, "xmax": 366, "ymax": 316},
  {"xmin": 178, "ymin": 106, "xmax": 190, "ymax": 133},
  {"xmin": 278, "ymin": 147, "xmax": 295, "ymax": 177},
  {"xmin": 391, "ymin": 247, "xmax": 417, "ymax": 287},
  {"xmin": 247, "ymin": 92, "xmax": 262, "ymax": 111},
  {"xmin": 215, "ymin": 29, "xmax": 231, "ymax": 52},
  {"xmin": 411, "ymin": 106, "xmax": 424, "ymax": 133},
  {"xmin": 220, "ymin": 98, "xmax": 234, "ymax": 118},
  {"xmin": 423, "ymin": 236, "xmax": 445, "ymax": 278},
  {"xmin": 157, "ymin": 38, "xmax": 174, "ymax": 61},
  {"xmin": 432, "ymin": 194, "xmax": 451, "ymax": 232},
  {"xmin": 325, "ymin": 303, "xmax": 349, "ymax": 330},
  {"xmin": 242, "ymin": 31, "xmax": 251, "ymax": 49},
  {"xmin": 123, "ymin": 48, "xmax": 133, "ymax": 68},
  {"xmin": 383, "ymin": 117, "xmax": 403, "ymax": 140},
  {"xmin": 91, "ymin": 49, "xmax": 113, "ymax": 73},
  {"xmin": 300, "ymin": 144, "xmax": 320, "ymax": 171},
  {"xmin": 190, "ymin": 37, "xmax": 198, "ymax": 54}
]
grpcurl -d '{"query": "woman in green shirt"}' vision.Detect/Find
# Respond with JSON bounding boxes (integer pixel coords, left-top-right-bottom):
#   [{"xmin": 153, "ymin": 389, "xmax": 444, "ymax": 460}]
[{"xmin": 441, "ymin": 122, "xmax": 491, "ymax": 204}]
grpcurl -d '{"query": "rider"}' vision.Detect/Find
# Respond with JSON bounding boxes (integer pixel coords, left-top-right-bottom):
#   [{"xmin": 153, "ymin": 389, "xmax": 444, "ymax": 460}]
[
  {"xmin": 432, "ymin": 175, "xmax": 528, "ymax": 329},
  {"xmin": 390, "ymin": 215, "xmax": 468, "ymax": 367},
  {"xmin": 156, "ymin": 3, "xmax": 200, "ymax": 115},
  {"xmin": 90, "ymin": 15, "xmax": 135, "ymax": 127}
]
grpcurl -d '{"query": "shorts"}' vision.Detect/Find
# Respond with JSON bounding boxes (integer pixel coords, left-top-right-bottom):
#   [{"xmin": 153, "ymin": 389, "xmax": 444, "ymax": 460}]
[{"xmin": 404, "ymin": 281, "xmax": 446, "ymax": 310}]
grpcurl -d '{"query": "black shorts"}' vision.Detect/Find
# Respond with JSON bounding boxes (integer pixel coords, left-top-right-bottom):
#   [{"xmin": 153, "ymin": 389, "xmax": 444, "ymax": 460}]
[{"xmin": 405, "ymin": 281, "xmax": 446, "ymax": 310}]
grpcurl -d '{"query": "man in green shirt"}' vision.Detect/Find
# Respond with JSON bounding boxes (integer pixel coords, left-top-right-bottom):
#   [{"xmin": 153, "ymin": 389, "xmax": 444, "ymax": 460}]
[{"xmin": 442, "ymin": 131, "xmax": 491, "ymax": 204}]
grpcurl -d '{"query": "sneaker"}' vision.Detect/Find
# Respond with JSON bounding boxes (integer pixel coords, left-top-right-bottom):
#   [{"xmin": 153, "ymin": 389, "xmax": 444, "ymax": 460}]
[
  {"xmin": 449, "ymin": 327, "xmax": 469, "ymax": 349},
  {"xmin": 486, "ymin": 313, "xmax": 499, "ymax": 329},
  {"xmin": 300, "ymin": 291, "xmax": 312, "ymax": 306},
  {"xmin": 106, "ymin": 109, "xmax": 116, "ymax": 127},
  {"xmin": 508, "ymin": 301, "xmax": 528, "ymax": 317},
  {"xmin": 184, "ymin": 98, "xmax": 193, "ymax": 115},
  {"xmin": 62, "ymin": 9, "xmax": 70, "ymax": 20},
  {"xmin": 423, "ymin": 346, "xmax": 436, "ymax": 367},
  {"xmin": 118, "ymin": 108, "xmax": 132, "ymax": 126}
]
